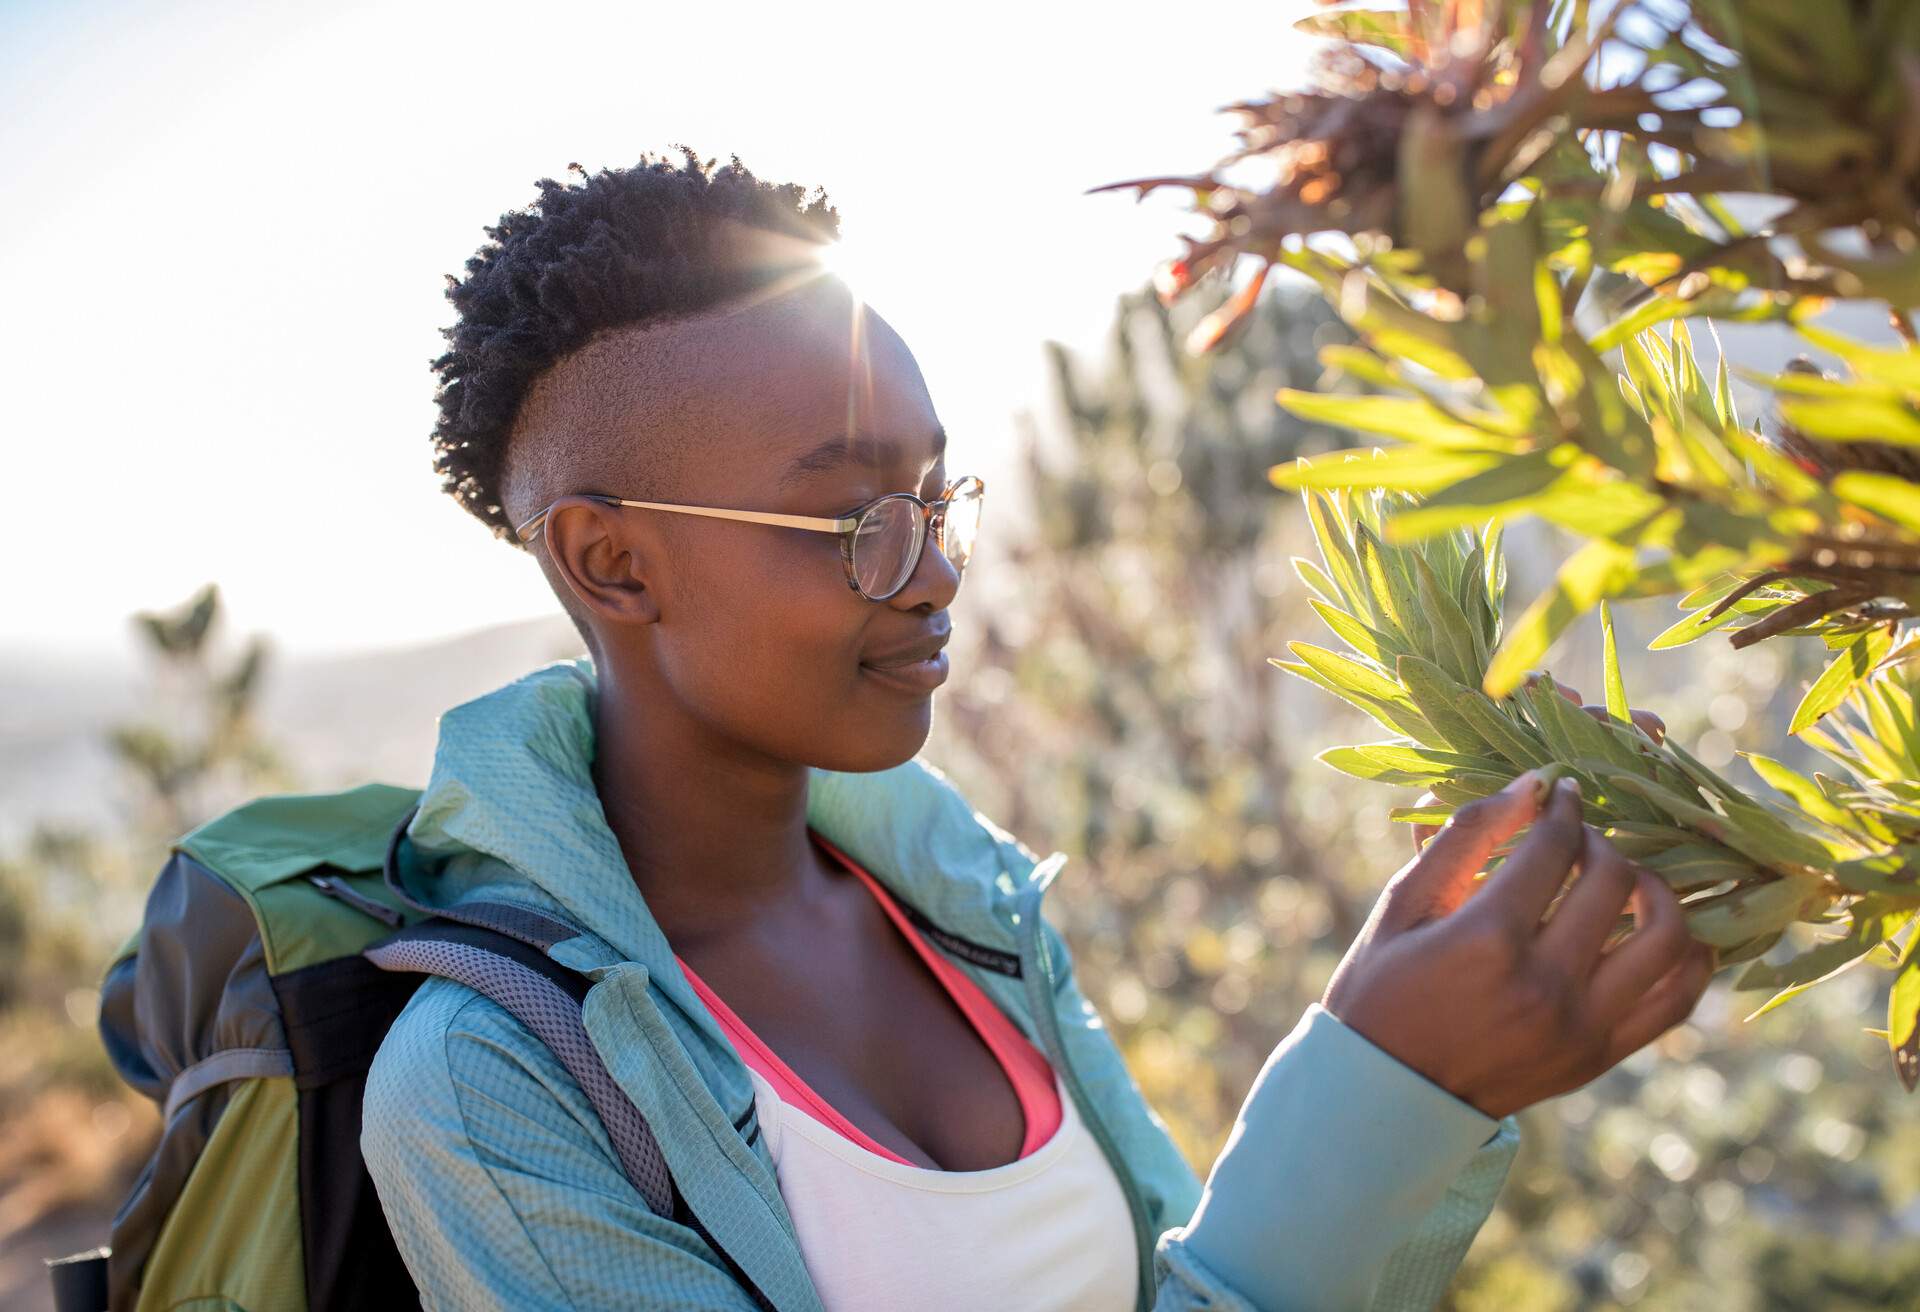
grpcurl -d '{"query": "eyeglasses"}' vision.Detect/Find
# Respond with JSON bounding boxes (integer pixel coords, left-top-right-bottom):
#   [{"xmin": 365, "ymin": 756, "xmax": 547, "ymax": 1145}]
[{"xmin": 515, "ymin": 474, "xmax": 985, "ymax": 602}]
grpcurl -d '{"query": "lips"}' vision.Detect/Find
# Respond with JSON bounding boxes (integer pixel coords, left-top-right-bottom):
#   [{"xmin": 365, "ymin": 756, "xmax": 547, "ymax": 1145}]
[
  {"xmin": 860, "ymin": 648, "xmax": 950, "ymax": 693},
  {"xmin": 860, "ymin": 627, "xmax": 952, "ymax": 694},
  {"xmin": 861, "ymin": 628, "xmax": 951, "ymax": 670}
]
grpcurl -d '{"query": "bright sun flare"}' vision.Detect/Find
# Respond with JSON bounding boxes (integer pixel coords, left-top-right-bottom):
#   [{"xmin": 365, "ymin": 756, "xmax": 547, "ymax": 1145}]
[{"xmin": 816, "ymin": 237, "xmax": 871, "ymax": 300}]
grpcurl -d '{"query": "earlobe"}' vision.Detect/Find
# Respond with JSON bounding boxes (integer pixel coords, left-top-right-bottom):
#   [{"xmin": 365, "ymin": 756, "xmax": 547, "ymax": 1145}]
[{"xmin": 545, "ymin": 500, "xmax": 662, "ymax": 628}]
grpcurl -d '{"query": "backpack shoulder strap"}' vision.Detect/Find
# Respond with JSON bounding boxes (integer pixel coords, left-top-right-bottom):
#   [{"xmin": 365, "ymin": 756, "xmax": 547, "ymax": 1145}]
[
  {"xmin": 363, "ymin": 918, "xmax": 675, "ymax": 1214},
  {"xmin": 370, "ymin": 814, "xmax": 781, "ymax": 1312},
  {"xmin": 363, "ymin": 918, "xmax": 781, "ymax": 1312}
]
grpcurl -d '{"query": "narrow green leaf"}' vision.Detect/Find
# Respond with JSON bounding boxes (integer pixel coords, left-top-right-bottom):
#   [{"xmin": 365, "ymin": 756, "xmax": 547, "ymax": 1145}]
[
  {"xmin": 1682, "ymin": 878, "xmax": 1825, "ymax": 949},
  {"xmin": 1600, "ymin": 600, "xmax": 1630, "ymax": 726},
  {"xmin": 1889, "ymin": 957, "xmax": 1920, "ymax": 1089},
  {"xmin": 1305, "ymin": 491, "xmax": 1367, "ymax": 613},
  {"xmin": 1411, "ymin": 554, "xmax": 1484, "ymax": 687},
  {"xmin": 1621, "ymin": 333, "xmax": 1676, "ymax": 426},
  {"xmin": 1271, "ymin": 446, "xmax": 1504, "ymax": 493},
  {"xmin": 1308, "ymin": 598, "xmax": 1400, "ymax": 665},
  {"xmin": 1605, "ymin": 821, "xmax": 1708, "ymax": 859},
  {"xmin": 1791, "ymin": 627, "xmax": 1895, "ymax": 736},
  {"xmin": 1293, "ymin": 556, "xmax": 1342, "ymax": 607},
  {"xmin": 1647, "ymin": 844, "xmax": 1769, "ymax": 892},
  {"xmin": 1649, "ymin": 599, "xmax": 1758, "ymax": 650},
  {"xmin": 1737, "ymin": 905, "xmax": 1899, "ymax": 1000},
  {"xmin": 1270, "ymin": 657, "xmax": 1439, "ymax": 744},
  {"xmin": 1677, "ymin": 572, "xmax": 1747, "ymax": 611},
  {"xmin": 1274, "ymin": 391, "xmax": 1514, "ymax": 449},
  {"xmin": 1317, "ymin": 747, "xmax": 1435, "ymax": 787},
  {"xmin": 1743, "ymin": 752, "xmax": 1860, "ymax": 831},
  {"xmin": 1830, "ymin": 847, "xmax": 1920, "ymax": 897},
  {"xmin": 1354, "ymin": 743, "xmax": 1509, "ymax": 776},
  {"xmin": 1779, "ymin": 396, "xmax": 1920, "ymax": 447},
  {"xmin": 1287, "ymin": 642, "xmax": 1408, "ymax": 709},
  {"xmin": 1830, "ymin": 471, "xmax": 1920, "ymax": 534},
  {"xmin": 1713, "ymin": 340, "xmax": 1738, "ymax": 429},
  {"xmin": 1354, "ymin": 522, "xmax": 1418, "ymax": 640},
  {"xmin": 1381, "ymin": 446, "xmax": 1575, "ymax": 540},
  {"xmin": 1796, "ymin": 324, "xmax": 1920, "ymax": 392}
]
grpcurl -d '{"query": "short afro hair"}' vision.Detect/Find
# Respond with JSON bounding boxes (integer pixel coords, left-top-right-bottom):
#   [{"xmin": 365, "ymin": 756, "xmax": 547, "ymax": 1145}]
[{"xmin": 429, "ymin": 146, "xmax": 842, "ymax": 545}]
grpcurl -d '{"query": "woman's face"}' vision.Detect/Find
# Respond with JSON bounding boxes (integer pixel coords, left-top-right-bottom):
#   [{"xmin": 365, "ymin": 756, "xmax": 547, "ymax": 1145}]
[{"xmin": 545, "ymin": 277, "xmax": 963, "ymax": 774}]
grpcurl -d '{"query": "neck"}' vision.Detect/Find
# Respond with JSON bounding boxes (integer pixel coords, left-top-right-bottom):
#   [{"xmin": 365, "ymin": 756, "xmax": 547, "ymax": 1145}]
[{"xmin": 589, "ymin": 667, "xmax": 830, "ymax": 951}]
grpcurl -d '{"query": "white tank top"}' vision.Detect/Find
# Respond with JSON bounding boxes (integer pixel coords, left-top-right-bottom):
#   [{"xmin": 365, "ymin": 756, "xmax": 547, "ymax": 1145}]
[{"xmin": 746, "ymin": 1064, "xmax": 1140, "ymax": 1310}]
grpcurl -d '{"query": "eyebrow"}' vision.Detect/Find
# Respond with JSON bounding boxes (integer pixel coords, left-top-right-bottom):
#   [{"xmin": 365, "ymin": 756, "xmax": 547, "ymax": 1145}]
[{"xmin": 780, "ymin": 426, "xmax": 947, "ymax": 488}]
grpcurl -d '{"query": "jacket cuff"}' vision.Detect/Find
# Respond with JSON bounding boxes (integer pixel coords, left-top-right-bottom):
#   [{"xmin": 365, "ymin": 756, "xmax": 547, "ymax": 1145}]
[{"xmin": 1177, "ymin": 1002, "xmax": 1502, "ymax": 1310}]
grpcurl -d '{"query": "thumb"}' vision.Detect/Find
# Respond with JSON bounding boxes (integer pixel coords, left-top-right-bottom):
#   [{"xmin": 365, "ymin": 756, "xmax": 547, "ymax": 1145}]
[{"xmin": 1381, "ymin": 768, "xmax": 1548, "ymax": 928}]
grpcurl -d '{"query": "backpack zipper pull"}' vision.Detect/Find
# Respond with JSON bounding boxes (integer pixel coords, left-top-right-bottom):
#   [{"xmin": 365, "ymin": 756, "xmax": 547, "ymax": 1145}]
[{"xmin": 308, "ymin": 872, "xmax": 404, "ymax": 927}]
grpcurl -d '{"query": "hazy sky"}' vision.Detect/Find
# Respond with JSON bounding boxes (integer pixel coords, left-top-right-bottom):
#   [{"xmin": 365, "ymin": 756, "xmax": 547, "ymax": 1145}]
[{"xmin": 3, "ymin": 0, "xmax": 1314, "ymax": 658}]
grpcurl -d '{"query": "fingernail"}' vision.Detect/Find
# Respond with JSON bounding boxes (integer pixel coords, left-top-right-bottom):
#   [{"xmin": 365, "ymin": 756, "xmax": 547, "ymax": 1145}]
[
  {"xmin": 1556, "ymin": 777, "xmax": 1582, "ymax": 803},
  {"xmin": 1501, "ymin": 768, "xmax": 1542, "ymax": 797}
]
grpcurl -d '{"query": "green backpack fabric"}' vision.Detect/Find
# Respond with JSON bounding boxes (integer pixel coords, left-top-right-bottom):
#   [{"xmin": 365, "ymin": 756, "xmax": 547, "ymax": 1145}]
[{"xmin": 67, "ymin": 781, "xmax": 715, "ymax": 1312}]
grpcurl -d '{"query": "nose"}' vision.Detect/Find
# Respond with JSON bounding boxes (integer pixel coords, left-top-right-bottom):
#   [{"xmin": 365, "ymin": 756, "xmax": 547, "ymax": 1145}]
[{"xmin": 887, "ymin": 516, "xmax": 962, "ymax": 612}]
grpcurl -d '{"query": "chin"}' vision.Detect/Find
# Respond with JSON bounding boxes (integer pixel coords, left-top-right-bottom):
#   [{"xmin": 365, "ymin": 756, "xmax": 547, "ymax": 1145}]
[{"xmin": 813, "ymin": 699, "xmax": 935, "ymax": 773}]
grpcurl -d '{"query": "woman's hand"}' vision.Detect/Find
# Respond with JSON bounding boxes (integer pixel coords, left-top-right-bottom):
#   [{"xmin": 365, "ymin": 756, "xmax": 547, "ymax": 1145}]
[{"xmin": 1322, "ymin": 769, "xmax": 1715, "ymax": 1121}]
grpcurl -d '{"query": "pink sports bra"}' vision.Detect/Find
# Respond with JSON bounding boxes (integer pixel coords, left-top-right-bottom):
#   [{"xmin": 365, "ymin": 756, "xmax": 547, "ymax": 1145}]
[{"xmin": 673, "ymin": 830, "xmax": 1063, "ymax": 1167}]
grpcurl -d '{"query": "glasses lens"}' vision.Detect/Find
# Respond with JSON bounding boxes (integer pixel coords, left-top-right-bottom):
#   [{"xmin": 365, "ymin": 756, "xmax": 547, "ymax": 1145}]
[
  {"xmin": 939, "ymin": 479, "xmax": 984, "ymax": 571},
  {"xmin": 851, "ymin": 496, "xmax": 923, "ymax": 598}
]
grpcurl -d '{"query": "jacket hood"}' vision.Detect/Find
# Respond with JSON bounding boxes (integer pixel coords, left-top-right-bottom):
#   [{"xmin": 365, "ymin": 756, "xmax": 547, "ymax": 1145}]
[{"xmin": 393, "ymin": 656, "xmax": 1059, "ymax": 1060}]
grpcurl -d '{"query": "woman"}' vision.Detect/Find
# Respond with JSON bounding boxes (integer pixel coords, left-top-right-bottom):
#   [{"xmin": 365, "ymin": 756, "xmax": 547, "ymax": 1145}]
[{"xmin": 362, "ymin": 148, "xmax": 1715, "ymax": 1311}]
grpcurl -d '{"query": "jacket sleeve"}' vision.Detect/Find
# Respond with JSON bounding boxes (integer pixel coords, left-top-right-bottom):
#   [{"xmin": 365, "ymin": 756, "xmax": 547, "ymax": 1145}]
[
  {"xmin": 362, "ymin": 978, "xmax": 763, "ymax": 1312},
  {"xmin": 1149, "ymin": 1004, "xmax": 1521, "ymax": 1312}
]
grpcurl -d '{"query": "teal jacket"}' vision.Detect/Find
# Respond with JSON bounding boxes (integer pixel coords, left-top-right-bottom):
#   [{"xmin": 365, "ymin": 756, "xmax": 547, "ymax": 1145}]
[{"xmin": 361, "ymin": 658, "xmax": 1521, "ymax": 1310}]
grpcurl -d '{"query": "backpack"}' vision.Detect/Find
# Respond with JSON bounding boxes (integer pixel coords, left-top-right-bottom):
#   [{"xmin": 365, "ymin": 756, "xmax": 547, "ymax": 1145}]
[{"xmin": 52, "ymin": 781, "xmax": 775, "ymax": 1312}]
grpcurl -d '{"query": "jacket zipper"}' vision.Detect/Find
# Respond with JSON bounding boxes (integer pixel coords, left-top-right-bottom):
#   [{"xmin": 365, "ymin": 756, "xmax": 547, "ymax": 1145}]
[{"xmin": 1014, "ymin": 859, "xmax": 1157, "ymax": 1312}]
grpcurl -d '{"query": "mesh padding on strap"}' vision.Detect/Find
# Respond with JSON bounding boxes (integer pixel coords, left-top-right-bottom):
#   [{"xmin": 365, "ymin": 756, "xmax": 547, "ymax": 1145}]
[{"xmin": 364, "ymin": 936, "xmax": 675, "ymax": 1216}]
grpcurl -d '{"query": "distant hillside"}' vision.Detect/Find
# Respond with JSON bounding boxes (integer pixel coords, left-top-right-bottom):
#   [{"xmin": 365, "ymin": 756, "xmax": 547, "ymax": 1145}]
[{"xmin": 0, "ymin": 613, "xmax": 586, "ymax": 849}]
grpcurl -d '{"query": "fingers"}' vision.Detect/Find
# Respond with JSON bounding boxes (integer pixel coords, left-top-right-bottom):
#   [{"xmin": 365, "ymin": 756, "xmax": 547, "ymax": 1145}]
[
  {"xmin": 1527, "ymin": 671, "xmax": 1586, "ymax": 705},
  {"xmin": 1599, "ymin": 934, "xmax": 1716, "ymax": 1067},
  {"xmin": 1576, "ymin": 702, "xmax": 1668, "ymax": 744},
  {"xmin": 1467, "ymin": 777, "xmax": 1587, "ymax": 930},
  {"xmin": 1588, "ymin": 866, "xmax": 1699, "ymax": 1024},
  {"xmin": 1382, "ymin": 770, "xmax": 1546, "ymax": 928},
  {"xmin": 1536, "ymin": 827, "xmax": 1641, "ymax": 978}
]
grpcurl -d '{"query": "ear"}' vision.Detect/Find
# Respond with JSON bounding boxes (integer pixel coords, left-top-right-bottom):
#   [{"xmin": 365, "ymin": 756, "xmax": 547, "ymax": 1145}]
[{"xmin": 540, "ymin": 496, "xmax": 663, "ymax": 628}]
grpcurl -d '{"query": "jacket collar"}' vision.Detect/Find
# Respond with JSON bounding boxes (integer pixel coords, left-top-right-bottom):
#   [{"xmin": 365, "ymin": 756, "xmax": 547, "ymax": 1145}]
[{"xmin": 394, "ymin": 656, "xmax": 1062, "ymax": 1055}]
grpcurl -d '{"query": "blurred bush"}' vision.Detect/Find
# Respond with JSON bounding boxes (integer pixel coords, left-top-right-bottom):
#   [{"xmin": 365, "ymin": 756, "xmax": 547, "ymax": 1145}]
[
  {"xmin": 927, "ymin": 279, "xmax": 1920, "ymax": 1309},
  {"xmin": 0, "ymin": 584, "xmax": 287, "ymax": 1300}
]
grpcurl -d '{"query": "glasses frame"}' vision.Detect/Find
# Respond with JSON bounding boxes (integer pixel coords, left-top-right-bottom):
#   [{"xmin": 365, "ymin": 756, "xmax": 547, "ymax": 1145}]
[{"xmin": 514, "ymin": 474, "xmax": 985, "ymax": 602}]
